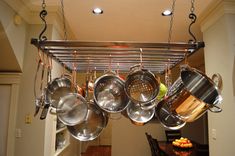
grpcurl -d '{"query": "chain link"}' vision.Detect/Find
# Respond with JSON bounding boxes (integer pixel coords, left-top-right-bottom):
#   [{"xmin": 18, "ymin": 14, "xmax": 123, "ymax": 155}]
[
  {"xmin": 188, "ymin": 0, "xmax": 197, "ymax": 42},
  {"xmin": 41, "ymin": 0, "xmax": 46, "ymax": 10},
  {"xmin": 190, "ymin": 0, "xmax": 195, "ymax": 14},
  {"xmin": 167, "ymin": 0, "xmax": 176, "ymax": 45},
  {"xmin": 60, "ymin": 0, "xmax": 68, "ymax": 40}
]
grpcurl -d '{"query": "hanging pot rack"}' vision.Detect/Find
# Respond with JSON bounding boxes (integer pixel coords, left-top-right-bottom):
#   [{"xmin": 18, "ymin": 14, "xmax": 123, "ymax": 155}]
[
  {"xmin": 31, "ymin": 39, "xmax": 204, "ymax": 73},
  {"xmin": 31, "ymin": 0, "xmax": 204, "ymax": 74}
]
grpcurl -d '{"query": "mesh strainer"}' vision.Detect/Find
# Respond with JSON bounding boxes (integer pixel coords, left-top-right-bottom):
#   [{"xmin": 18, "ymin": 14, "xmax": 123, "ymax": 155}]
[{"xmin": 125, "ymin": 64, "xmax": 160, "ymax": 105}]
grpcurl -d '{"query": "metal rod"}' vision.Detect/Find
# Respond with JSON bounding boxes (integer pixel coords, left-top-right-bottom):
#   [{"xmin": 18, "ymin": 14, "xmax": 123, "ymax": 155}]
[{"xmin": 30, "ymin": 38, "xmax": 205, "ymax": 73}]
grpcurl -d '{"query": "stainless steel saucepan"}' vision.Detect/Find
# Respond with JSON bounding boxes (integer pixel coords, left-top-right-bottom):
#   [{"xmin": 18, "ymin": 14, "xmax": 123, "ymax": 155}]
[{"xmin": 93, "ymin": 71, "xmax": 130, "ymax": 113}]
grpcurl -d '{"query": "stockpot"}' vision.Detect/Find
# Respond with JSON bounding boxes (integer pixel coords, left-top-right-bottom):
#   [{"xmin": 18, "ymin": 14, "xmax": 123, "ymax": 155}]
[{"xmin": 166, "ymin": 65, "xmax": 222, "ymax": 122}]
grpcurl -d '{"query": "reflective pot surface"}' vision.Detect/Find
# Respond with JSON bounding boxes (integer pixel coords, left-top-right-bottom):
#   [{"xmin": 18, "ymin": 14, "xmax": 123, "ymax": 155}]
[
  {"xmin": 127, "ymin": 101, "xmax": 155, "ymax": 125},
  {"xmin": 45, "ymin": 77, "xmax": 74, "ymax": 108},
  {"xmin": 57, "ymin": 93, "xmax": 88, "ymax": 126},
  {"xmin": 94, "ymin": 74, "xmax": 130, "ymax": 113},
  {"xmin": 67, "ymin": 101, "xmax": 108, "ymax": 141},
  {"xmin": 155, "ymin": 99, "xmax": 186, "ymax": 130},
  {"xmin": 167, "ymin": 66, "xmax": 222, "ymax": 122},
  {"xmin": 125, "ymin": 66, "xmax": 160, "ymax": 105}
]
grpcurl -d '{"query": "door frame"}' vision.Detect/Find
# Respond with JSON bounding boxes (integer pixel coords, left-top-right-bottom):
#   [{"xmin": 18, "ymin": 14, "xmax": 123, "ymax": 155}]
[{"xmin": 0, "ymin": 72, "xmax": 21, "ymax": 156}]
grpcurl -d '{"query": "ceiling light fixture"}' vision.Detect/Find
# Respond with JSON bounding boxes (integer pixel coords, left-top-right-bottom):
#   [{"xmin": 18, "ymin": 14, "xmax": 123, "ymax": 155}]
[
  {"xmin": 92, "ymin": 8, "xmax": 103, "ymax": 14},
  {"xmin": 162, "ymin": 9, "xmax": 172, "ymax": 16}
]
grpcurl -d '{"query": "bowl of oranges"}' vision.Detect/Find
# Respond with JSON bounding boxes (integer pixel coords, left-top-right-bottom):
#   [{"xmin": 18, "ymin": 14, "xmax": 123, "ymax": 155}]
[{"xmin": 172, "ymin": 137, "xmax": 193, "ymax": 149}]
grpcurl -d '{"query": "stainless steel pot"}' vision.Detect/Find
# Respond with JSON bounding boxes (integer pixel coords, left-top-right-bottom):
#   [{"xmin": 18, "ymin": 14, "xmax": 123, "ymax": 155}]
[
  {"xmin": 139, "ymin": 83, "xmax": 168, "ymax": 110},
  {"xmin": 67, "ymin": 101, "xmax": 108, "ymax": 141},
  {"xmin": 126, "ymin": 101, "xmax": 155, "ymax": 125},
  {"xmin": 56, "ymin": 93, "xmax": 88, "ymax": 126},
  {"xmin": 45, "ymin": 77, "xmax": 74, "ymax": 108},
  {"xmin": 93, "ymin": 72, "xmax": 130, "ymax": 113},
  {"xmin": 155, "ymin": 99, "xmax": 186, "ymax": 130},
  {"xmin": 166, "ymin": 65, "xmax": 222, "ymax": 122},
  {"xmin": 125, "ymin": 64, "xmax": 160, "ymax": 105}
]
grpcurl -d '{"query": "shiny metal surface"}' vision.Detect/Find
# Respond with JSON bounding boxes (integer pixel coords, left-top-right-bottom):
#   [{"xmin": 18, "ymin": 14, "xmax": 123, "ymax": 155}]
[
  {"xmin": 155, "ymin": 100, "xmax": 186, "ymax": 130},
  {"xmin": 140, "ymin": 101, "xmax": 158, "ymax": 110},
  {"xmin": 166, "ymin": 66, "xmax": 222, "ymax": 122},
  {"xmin": 94, "ymin": 74, "xmax": 130, "ymax": 113},
  {"xmin": 67, "ymin": 102, "xmax": 108, "ymax": 141},
  {"xmin": 31, "ymin": 39, "xmax": 205, "ymax": 73},
  {"xmin": 45, "ymin": 77, "xmax": 74, "ymax": 108},
  {"xmin": 125, "ymin": 67, "xmax": 159, "ymax": 105},
  {"xmin": 127, "ymin": 102, "xmax": 155, "ymax": 124},
  {"xmin": 57, "ymin": 93, "xmax": 88, "ymax": 126}
]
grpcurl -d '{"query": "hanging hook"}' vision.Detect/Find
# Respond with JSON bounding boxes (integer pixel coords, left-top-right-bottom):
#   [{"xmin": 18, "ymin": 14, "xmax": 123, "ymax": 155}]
[
  {"xmin": 139, "ymin": 48, "xmax": 143, "ymax": 68},
  {"xmin": 188, "ymin": 13, "xmax": 197, "ymax": 42},
  {"xmin": 109, "ymin": 54, "xmax": 112, "ymax": 72},
  {"xmin": 39, "ymin": 0, "xmax": 48, "ymax": 41},
  {"xmin": 188, "ymin": 0, "xmax": 197, "ymax": 42}
]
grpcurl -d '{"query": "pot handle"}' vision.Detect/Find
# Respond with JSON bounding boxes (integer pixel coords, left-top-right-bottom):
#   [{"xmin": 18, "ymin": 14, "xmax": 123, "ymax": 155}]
[
  {"xmin": 49, "ymin": 108, "xmax": 66, "ymax": 115},
  {"xmin": 209, "ymin": 105, "xmax": 222, "ymax": 113},
  {"xmin": 180, "ymin": 64, "xmax": 191, "ymax": 71},
  {"xmin": 130, "ymin": 64, "xmax": 142, "ymax": 72}
]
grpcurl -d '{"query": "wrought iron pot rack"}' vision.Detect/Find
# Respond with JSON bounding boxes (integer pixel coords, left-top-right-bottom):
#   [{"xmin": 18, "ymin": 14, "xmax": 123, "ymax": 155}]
[{"xmin": 31, "ymin": 39, "xmax": 204, "ymax": 73}]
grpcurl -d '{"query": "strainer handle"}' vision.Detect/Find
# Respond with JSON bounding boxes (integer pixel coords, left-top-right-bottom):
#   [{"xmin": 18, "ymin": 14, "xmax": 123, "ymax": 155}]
[
  {"xmin": 104, "ymin": 70, "xmax": 116, "ymax": 75},
  {"xmin": 130, "ymin": 64, "xmax": 142, "ymax": 72}
]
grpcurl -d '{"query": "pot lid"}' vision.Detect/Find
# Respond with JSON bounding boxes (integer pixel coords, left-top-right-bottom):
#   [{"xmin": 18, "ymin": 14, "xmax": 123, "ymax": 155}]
[{"xmin": 155, "ymin": 100, "xmax": 186, "ymax": 130}]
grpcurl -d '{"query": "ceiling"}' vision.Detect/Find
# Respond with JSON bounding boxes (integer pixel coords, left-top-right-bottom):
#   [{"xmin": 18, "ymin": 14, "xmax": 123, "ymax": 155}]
[
  {"xmin": 26, "ymin": 0, "xmax": 213, "ymax": 42},
  {"xmin": 2, "ymin": 0, "xmax": 214, "ymax": 72}
]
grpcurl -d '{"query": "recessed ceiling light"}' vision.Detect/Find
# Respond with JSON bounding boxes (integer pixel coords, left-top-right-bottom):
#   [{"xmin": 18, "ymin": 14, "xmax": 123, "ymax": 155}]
[
  {"xmin": 92, "ymin": 8, "xmax": 103, "ymax": 14},
  {"xmin": 162, "ymin": 9, "xmax": 172, "ymax": 16}
]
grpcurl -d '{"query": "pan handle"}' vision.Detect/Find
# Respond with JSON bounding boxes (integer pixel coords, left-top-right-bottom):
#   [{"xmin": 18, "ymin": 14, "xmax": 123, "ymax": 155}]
[
  {"xmin": 209, "ymin": 105, "xmax": 222, "ymax": 113},
  {"xmin": 40, "ymin": 102, "xmax": 50, "ymax": 120},
  {"xmin": 49, "ymin": 108, "xmax": 66, "ymax": 115}
]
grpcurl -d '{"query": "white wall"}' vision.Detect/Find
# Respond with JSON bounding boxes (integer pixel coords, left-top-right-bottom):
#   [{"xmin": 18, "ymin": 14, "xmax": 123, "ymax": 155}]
[
  {"xmin": 0, "ymin": 85, "xmax": 11, "ymax": 156},
  {"xmin": 0, "ymin": 1, "xmax": 27, "ymax": 70},
  {"xmin": 200, "ymin": 1, "xmax": 235, "ymax": 155},
  {"xmin": 112, "ymin": 117, "xmax": 166, "ymax": 156},
  {"xmin": 14, "ymin": 24, "xmax": 54, "ymax": 156}
]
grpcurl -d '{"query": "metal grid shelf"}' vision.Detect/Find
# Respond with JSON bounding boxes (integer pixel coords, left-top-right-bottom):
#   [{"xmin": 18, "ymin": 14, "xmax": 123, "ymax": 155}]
[{"xmin": 31, "ymin": 38, "xmax": 205, "ymax": 73}]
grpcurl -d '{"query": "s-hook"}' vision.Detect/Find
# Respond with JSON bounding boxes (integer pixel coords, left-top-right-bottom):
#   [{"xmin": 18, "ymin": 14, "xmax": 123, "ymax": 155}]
[
  {"xmin": 39, "ymin": 0, "xmax": 48, "ymax": 41},
  {"xmin": 188, "ymin": 0, "xmax": 197, "ymax": 42}
]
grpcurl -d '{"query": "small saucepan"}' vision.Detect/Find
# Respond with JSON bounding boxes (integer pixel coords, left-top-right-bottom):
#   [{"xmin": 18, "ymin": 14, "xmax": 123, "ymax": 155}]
[{"xmin": 93, "ymin": 71, "xmax": 130, "ymax": 113}]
